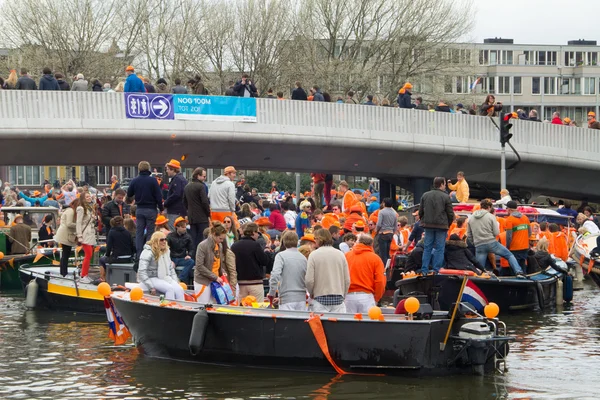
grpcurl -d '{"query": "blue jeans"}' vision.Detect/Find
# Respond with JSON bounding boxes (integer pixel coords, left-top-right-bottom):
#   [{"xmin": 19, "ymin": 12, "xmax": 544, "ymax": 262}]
[
  {"xmin": 421, "ymin": 228, "xmax": 447, "ymax": 275},
  {"xmin": 377, "ymin": 233, "xmax": 393, "ymax": 266},
  {"xmin": 450, "ymin": 193, "xmax": 458, "ymax": 203},
  {"xmin": 511, "ymin": 249, "xmax": 529, "ymax": 274},
  {"xmin": 136, "ymin": 208, "xmax": 157, "ymax": 259},
  {"xmin": 475, "ymin": 241, "xmax": 523, "ymax": 275},
  {"xmin": 173, "ymin": 257, "xmax": 195, "ymax": 282}
]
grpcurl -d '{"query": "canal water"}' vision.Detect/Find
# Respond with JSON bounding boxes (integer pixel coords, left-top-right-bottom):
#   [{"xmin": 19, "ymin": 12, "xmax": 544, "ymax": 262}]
[{"xmin": 0, "ymin": 285, "xmax": 599, "ymax": 400}]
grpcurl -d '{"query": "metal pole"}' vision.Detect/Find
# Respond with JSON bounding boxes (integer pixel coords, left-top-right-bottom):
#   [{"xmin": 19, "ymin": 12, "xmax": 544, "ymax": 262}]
[
  {"xmin": 295, "ymin": 172, "xmax": 300, "ymax": 201},
  {"xmin": 500, "ymin": 144, "xmax": 506, "ymax": 190}
]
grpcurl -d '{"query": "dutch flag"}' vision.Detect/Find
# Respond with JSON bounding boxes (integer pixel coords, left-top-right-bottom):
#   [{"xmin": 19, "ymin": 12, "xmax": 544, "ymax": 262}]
[
  {"xmin": 461, "ymin": 279, "xmax": 488, "ymax": 312},
  {"xmin": 470, "ymin": 77, "xmax": 481, "ymax": 91}
]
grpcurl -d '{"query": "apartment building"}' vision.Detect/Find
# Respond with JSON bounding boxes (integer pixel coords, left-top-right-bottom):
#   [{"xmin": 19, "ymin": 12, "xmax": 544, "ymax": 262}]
[{"xmin": 443, "ymin": 38, "xmax": 600, "ymax": 123}]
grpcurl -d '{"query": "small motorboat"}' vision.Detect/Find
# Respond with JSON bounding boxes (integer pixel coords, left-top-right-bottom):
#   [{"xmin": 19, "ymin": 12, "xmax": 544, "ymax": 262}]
[
  {"xmin": 19, "ymin": 262, "xmax": 137, "ymax": 314},
  {"xmin": 111, "ymin": 292, "xmax": 514, "ymax": 376},
  {"xmin": 572, "ymin": 233, "xmax": 600, "ymax": 289},
  {"xmin": 395, "ymin": 266, "xmax": 570, "ymax": 313}
]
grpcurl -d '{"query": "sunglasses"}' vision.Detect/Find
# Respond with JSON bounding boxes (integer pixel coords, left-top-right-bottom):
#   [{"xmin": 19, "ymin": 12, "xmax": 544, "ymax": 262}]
[
  {"xmin": 224, "ymin": 220, "xmax": 232, "ymax": 224},
  {"xmin": 159, "ymin": 238, "xmax": 167, "ymax": 242}
]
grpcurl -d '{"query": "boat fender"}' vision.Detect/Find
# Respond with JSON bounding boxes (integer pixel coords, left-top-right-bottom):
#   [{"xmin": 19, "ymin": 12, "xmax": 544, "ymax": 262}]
[
  {"xmin": 562, "ymin": 275, "xmax": 573, "ymax": 303},
  {"xmin": 189, "ymin": 309, "xmax": 209, "ymax": 356},
  {"xmin": 25, "ymin": 279, "xmax": 39, "ymax": 309},
  {"xmin": 556, "ymin": 279, "xmax": 563, "ymax": 306},
  {"xmin": 535, "ymin": 282, "xmax": 545, "ymax": 311}
]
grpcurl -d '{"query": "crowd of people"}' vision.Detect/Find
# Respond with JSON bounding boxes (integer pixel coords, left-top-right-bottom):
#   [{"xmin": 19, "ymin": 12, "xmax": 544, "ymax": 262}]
[{"xmin": 1, "ymin": 162, "xmax": 595, "ymax": 311}]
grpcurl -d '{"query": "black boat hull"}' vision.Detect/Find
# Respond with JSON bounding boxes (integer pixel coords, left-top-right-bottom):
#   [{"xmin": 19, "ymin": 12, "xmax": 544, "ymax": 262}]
[
  {"xmin": 112, "ymin": 296, "xmax": 508, "ymax": 376},
  {"xmin": 396, "ymin": 273, "xmax": 559, "ymax": 312}
]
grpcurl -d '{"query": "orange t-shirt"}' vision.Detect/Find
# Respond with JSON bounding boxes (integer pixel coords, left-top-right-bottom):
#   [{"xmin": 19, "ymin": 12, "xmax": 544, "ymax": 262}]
[
  {"xmin": 539, "ymin": 231, "xmax": 555, "ymax": 254},
  {"xmin": 505, "ymin": 214, "xmax": 530, "ymax": 251},
  {"xmin": 497, "ymin": 232, "xmax": 509, "ymax": 268},
  {"xmin": 496, "ymin": 217, "xmax": 506, "ymax": 233},
  {"xmin": 342, "ymin": 191, "xmax": 358, "ymax": 213},
  {"xmin": 212, "ymin": 244, "xmax": 221, "ymax": 276},
  {"xmin": 551, "ymin": 231, "xmax": 568, "ymax": 262}
]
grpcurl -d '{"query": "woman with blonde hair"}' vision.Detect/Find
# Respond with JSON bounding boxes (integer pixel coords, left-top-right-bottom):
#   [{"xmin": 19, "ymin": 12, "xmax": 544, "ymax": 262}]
[
  {"xmin": 138, "ymin": 231, "xmax": 184, "ymax": 300},
  {"xmin": 114, "ymin": 81, "xmax": 125, "ymax": 92},
  {"xmin": 76, "ymin": 192, "xmax": 97, "ymax": 283}
]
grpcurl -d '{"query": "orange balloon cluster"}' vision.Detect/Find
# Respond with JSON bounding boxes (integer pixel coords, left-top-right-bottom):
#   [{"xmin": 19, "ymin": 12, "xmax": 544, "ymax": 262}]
[
  {"xmin": 130, "ymin": 287, "xmax": 143, "ymax": 301},
  {"xmin": 242, "ymin": 296, "xmax": 256, "ymax": 307},
  {"xmin": 368, "ymin": 306, "xmax": 382, "ymax": 320},
  {"xmin": 97, "ymin": 282, "xmax": 111, "ymax": 297}
]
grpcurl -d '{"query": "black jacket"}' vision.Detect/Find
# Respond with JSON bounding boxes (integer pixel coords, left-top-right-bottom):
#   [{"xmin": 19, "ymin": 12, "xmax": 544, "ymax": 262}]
[
  {"xmin": 57, "ymin": 79, "xmax": 70, "ymax": 90},
  {"xmin": 39, "ymin": 74, "xmax": 60, "ymax": 91},
  {"xmin": 101, "ymin": 200, "xmax": 130, "ymax": 233},
  {"xmin": 479, "ymin": 102, "xmax": 503, "ymax": 116},
  {"xmin": 398, "ymin": 90, "xmax": 415, "ymax": 109},
  {"xmin": 183, "ymin": 179, "xmax": 210, "ymax": 224},
  {"xmin": 167, "ymin": 231, "xmax": 194, "ymax": 259},
  {"xmin": 435, "ymin": 104, "xmax": 451, "ymax": 112},
  {"xmin": 444, "ymin": 240, "xmax": 483, "ymax": 273},
  {"xmin": 231, "ymin": 237, "xmax": 270, "ymax": 281},
  {"xmin": 16, "ymin": 76, "xmax": 37, "ymax": 90},
  {"xmin": 419, "ymin": 189, "xmax": 454, "ymax": 230},
  {"xmin": 405, "ymin": 242, "xmax": 424, "ymax": 272},
  {"xmin": 144, "ymin": 82, "xmax": 156, "ymax": 93},
  {"xmin": 292, "ymin": 87, "xmax": 307, "ymax": 100},
  {"xmin": 126, "ymin": 171, "xmax": 164, "ymax": 211},
  {"xmin": 92, "ymin": 82, "xmax": 103, "ymax": 92},
  {"xmin": 233, "ymin": 80, "xmax": 257, "ymax": 97},
  {"xmin": 164, "ymin": 173, "xmax": 188, "ymax": 216},
  {"xmin": 533, "ymin": 250, "xmax": 563, "ymax": 273},
  {"xmin": 106, "ymin": 226, "xmax": 135, "ymax": 260}
]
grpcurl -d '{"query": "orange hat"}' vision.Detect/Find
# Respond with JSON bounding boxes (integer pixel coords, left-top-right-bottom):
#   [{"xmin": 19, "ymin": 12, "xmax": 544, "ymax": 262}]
[
  {"xmin": 174, "ymin": 216, "xmax": 187, "ymax": 226},
  {"xmin": 320, "ymin": 214, "xmax": 339, "ymax": 229},
  {"xmin": 349, "ymin": 205, "xmax": 362, "ymax": 213},
  {"xmin": 370, "ymin": 196, "xmax": 377, "ymax": 201},
  {"xmin": 398, "ymin": 88, "xmax": 406, "ymax": 94},
  {"xmin": 403, "ymin": 82, "xmax": 413, "ymax": 90},
  {"xmin": 33, "ymin": 190, "xmax": 41, "ymax": 196},
  {"xmin": 166, "ymin": 159, "xmax": 181, "ymax": 169},
  {"xmin": 300, "ymin": 234, "xmax": 315, "ymax": 243},
  {"xmin": 125, "ymin": 65, "xmax": 135, "ymax": 72},
  {"xmin": 330, "ymin": 190, "xmax": 337, "ymax": 196},
  {"xmin": 354, "ymin": 220, "xmax": 365, "ymax": 228},
  {"xmin": 511, "ymin": 112, "xmax": 519, "ymax": 119},
  {"xmin": 589, "ymin": 111, "xmax": 596, "ymax": 117},
  {"xmin": 563, "ymin": 117, "xmax": 571, "ymax": 124},
  {"xmin": 256, "ymin": 217, "xmax": 271, "ymax": 226},
  {"xmin": 224, "ymin": 166, "xmax": 236, "ymax": 174},
  {"xmin": 155, "ymin": 215, "xmax": 168, "ymax": 225}
]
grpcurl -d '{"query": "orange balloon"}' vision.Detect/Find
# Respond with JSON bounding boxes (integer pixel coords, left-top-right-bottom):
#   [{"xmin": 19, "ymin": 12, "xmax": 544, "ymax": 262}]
[
  {"xmin": 368, "ymin": 306, "xmax": 382, "ymax": 320},
  {"xmin": 97, "ymin": 282, "xmax": 111, "ymax": 297},
  {"xmin": 484, "ymin": 302, "xmax": 500, "ymax": 319},
  {"xmin": 404, "ymin": 297, "xmax": 420, "ymax": 314},
  {"xmin": 171, "ymin": 134, "xmax": 176, "ymax": 139},
  {"xmin": 179, "ymin": 282, "xmax": 188, "ymax": 290},
  {"xmin": 130, "ymin": 287, "xmax": 143, "ymax": 301},
  {"xmin": 0, "ymin": 251, "xmax": 4, "ymax": 259}
]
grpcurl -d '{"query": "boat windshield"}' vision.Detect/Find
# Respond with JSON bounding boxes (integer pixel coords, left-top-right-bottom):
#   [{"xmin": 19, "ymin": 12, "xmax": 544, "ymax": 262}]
[{"xmin": 1, "ymin": 210, "xmax": 58, "ymax": 231}]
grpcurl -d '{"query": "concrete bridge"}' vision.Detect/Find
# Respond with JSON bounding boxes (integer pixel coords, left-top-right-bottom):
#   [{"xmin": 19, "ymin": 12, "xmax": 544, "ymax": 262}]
[{"xmin": 0, "ymin": 91, "xmax": 598, "ymax": 200}]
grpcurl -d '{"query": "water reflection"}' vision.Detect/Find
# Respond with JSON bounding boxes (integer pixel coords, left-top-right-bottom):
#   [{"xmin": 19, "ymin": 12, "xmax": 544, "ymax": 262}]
[{"xmin": 0, "ymin": 284, "xmax": 599, "ymax": 399}]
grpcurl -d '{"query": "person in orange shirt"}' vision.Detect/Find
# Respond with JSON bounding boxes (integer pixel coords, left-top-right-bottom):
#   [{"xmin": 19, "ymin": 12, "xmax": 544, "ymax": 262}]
[
  {"xmin": 344, "ymin": 234, "xmax": 385, "ymax": 313},
  {"xmin": 344, "ymin": 205, "xmax": 366, "ymax": 232},
  {"xmin": 338, "ymin": 181, "xmax": 358, "ymax": 213},
  {"xmin": 310, "ymin": 173, "xmax": 326, "ymax": 210},
  {"xmin": 549, "ymin": 223, "xmax": 568, "ymax": 262},
  {"xmin": 538, "ymin": 222, "xmax": 555, "ymax": 254},
  {"xmin": 449, "ymin": 216, "xmax": 467, "ymax": 239},
  {"xmin": 504, "ymin": 201, "xmax": 531, "ymax": 273}
]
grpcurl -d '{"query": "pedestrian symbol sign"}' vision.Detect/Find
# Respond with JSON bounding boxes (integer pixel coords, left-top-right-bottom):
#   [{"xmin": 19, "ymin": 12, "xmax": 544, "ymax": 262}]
[{"xmin": 125, "ymin": 93, "xmax": 174, "ymax": 120}]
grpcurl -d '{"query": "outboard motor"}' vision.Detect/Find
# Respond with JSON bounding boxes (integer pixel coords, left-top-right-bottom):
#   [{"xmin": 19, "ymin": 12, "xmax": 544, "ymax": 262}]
[{"xmin": 458, "ymin": 322, "xmax": 494, "ymax": 375}]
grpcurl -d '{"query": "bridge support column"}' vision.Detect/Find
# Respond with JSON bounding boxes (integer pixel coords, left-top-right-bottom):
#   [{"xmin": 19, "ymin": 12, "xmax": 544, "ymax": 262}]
[
  {"xmin": 378, "ymin": 178, "xmax": 396, "ymax": 206},
  {"xmin": 413, "ymin": 178, "xmax": 431, "ymax": 205}
]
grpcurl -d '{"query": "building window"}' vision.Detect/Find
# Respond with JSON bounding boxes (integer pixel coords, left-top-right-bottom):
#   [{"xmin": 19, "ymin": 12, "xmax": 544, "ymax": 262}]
[
  {"xmin": 584, "ymin": 77, "xmax": 596, "ymax": 95},
  {"xmin": 48, "ymin": 167, "xmax": 58, "ymax": 184},
  {"xmin": 513, "ymin": 77, "xmax": 522, "ymax": 94},
  {"xmin": 456, "ymin": 76, "xmax": 469, "ymax": 93},
  {"xmin": 574, "ymin": 78, "xmax": 581, "ymax": 95},
  {"xmin": 8, "ymin": 166, "xmax": 43, "ymax": 186},
  {"xmin": 497, "ymin": 77, "xmax": 510, "ymax": 94},
  {"xmin": 525, "ymin": 51, "xmax": 557, "ymax": 66},
  {"xmin": 532, "ymin": 77, "xmax": 540, "ymax": 94},
  {"xmin": 587, "ymin": 52, "xmax": 598, "ymax": 66},
  {"xmin": 96, "ymin": 166, "xmax": 111, "ymax": 185},
  {"xmin": 544, "ymin": 77, "xmax": 556, "ymax": 95},
  {"xmin": 565, "ymin": 51, "xmax": 586, "ymax": 66},
  {"xmin": 444, "ymin": 76, "xmax": 453, "ymax": 94},
  {"xmin": 478, "ymin": 50, "xmax": 512, "ymax": 65}
]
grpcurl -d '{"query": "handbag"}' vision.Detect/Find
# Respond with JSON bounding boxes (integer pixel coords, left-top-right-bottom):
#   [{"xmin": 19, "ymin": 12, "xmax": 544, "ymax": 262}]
[{"xmin": 210, "ymin": 280, "xmax": 234, "ymax": 305}]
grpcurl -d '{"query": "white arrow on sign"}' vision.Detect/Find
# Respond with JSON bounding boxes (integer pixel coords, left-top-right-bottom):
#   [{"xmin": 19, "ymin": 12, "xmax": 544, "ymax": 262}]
[{"xmin": 152, "ymin": 100, "xmax": 168, "ymax": 115}]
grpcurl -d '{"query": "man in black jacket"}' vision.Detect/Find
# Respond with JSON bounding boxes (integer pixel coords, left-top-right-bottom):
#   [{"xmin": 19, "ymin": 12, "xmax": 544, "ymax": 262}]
[
  {"xmin": 233, "ymin": 73, "xmax": 257, "ymax": 97},
  {"xmin": 168, "ymin": 217, "xmax": 195, "ymax": 283},
  {"xmin": 15, "ymin": 68, "xmax": 37, "ymax": 90},
  {"xmin": 100, "ymin": 216, "xmax": 135, "ymax": 280},
  {"xmin": 127, "ymin": 161, "xmax": 164, "ymax": 259},
  {"xmin": 183, "ymin": 167, "xmax": 211, "ymax": 251},
  {"xmin": 39, "ymin": 67, "xmax": 60, "ymax": 91},
  {"xmin": 164, "ymin": 159, "xmax": 188, "ymax": 231},
  {"xmin": 101, "ymin": 189, "xmax": 130, "ymax": 236},
  {"xmin": 418, "ymin": 177, "xmax": 454, "ymax": 276},
  {"xmin": 230, "ymin": 223, "xmax": 270, "ymax": 302},
  {"xmin": 291, "ymin": 81, "xmax": 307, "ymax": 100}
]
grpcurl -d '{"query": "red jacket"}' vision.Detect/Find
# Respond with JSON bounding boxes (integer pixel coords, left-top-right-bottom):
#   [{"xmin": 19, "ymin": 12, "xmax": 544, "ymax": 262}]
[
  {"xmin": 551, "ymin": 117, "xmax": 563, "ymax": 125},
  {"xmin": 345, "ymin": 243, "xmax": 385, "ymax": 301},
  {"xmin": 268, "ymin": 210, "xmax": 286, "ymax": 232},
  {"xmin": 311, "ymin": 173, "xmax": 326, "ymax": 183}
]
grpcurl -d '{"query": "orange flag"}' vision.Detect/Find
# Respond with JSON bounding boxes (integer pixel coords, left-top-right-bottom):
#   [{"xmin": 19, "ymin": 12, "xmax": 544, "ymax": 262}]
[
  {"xmin": 33, "ymin": 253, "xmax": 44, "ymax": 264},
  {"xmin": 51, "ymin": 260, "xmax": 60, "ymax": 266},
  {"xmin": 94, "ymin": 246, "xmax": 101, "ymax": 253},
  {"xmin": 8, "ymin": 259, "xmax": 14, "ymax": 268}
]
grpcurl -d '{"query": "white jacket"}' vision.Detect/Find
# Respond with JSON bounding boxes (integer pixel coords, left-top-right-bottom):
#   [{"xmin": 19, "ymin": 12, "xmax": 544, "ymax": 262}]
[{"xmin": 208, "ymin": 175, "xmax": 236, "ymax": 212}]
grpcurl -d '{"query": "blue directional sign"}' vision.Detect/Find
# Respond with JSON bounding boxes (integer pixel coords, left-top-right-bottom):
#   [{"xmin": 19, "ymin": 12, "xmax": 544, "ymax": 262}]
[{"xmin": 125, "ymin": 93, "xmax": 174, "ymax": 120}]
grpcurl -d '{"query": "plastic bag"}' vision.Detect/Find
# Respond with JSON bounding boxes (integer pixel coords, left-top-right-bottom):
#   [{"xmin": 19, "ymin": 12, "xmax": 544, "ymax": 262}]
[{"xmin": 210, "ymin": 281, "xmax": 233, "ymax": 305}]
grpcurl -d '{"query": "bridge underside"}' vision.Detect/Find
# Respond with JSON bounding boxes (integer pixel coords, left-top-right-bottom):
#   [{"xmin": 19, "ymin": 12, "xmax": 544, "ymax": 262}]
[{"xmin": 7, "ymin": 135, "xmax": 595, "ymax": 200}]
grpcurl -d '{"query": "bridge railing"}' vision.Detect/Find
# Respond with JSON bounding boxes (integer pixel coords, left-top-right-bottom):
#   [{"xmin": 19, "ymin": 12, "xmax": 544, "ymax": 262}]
[{"xmin": 0, "ymin": 91, "xmax": 597, "ymax": 168}]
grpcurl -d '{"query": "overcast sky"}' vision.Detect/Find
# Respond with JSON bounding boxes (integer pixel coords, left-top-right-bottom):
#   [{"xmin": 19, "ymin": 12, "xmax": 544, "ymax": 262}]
[{"xmin": 471, "ymin": 0, "xmax": 599, "ymax": 45}]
